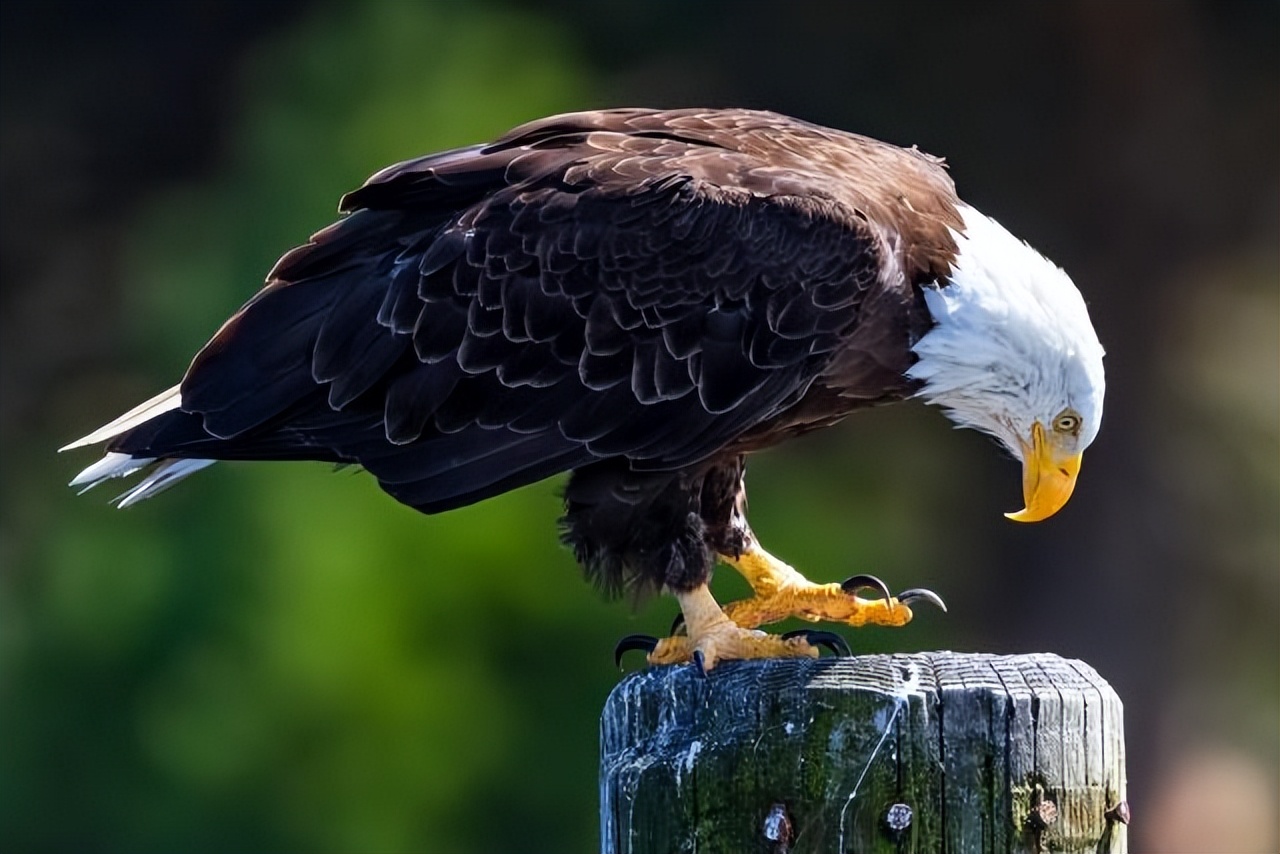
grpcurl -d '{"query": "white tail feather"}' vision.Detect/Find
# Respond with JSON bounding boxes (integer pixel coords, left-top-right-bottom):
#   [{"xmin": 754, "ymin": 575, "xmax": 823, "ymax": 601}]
[
  {"xmin": 69, "ymin": 451, "xmax": 217, "ymax": 506},
  {"xmin": 59, "ymin": 385, "xmax": 183, "ymax": 452},
  {"xmin": 69, "ymin": 451, "xmax": 156, "ymax": 492},
  {"xmin": 113, "ymin": 458, "xmax": 217, "ymax": 508}
]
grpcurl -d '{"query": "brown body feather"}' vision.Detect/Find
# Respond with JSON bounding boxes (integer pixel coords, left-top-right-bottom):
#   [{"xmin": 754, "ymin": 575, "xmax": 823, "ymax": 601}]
[{"xmin": 110, "ymin": 108, "xmax": 963, "ymax": 596}]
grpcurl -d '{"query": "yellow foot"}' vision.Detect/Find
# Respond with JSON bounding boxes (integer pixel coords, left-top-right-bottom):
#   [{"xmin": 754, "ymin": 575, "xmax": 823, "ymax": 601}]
[
  {"xmin": 721, "ymin": 543, "xmax": 946, "ymax": 630},
  {"xmin": 647, "ymin": 625, "xmax": 817, "ymax": 669},
  {"xmin": 613, "ymin": 585, "xmax": 850, "ymax": 671}
]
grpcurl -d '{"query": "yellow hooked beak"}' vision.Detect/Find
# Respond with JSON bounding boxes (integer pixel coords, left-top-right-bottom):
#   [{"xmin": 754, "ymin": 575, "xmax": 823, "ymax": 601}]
[{"xmin": 1005, "ymin": 421, "xmax": 1083, "ymax": 523}]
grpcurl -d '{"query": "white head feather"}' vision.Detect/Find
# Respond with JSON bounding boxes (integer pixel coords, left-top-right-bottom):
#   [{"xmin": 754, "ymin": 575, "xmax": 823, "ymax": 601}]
[{"xmin": 907, "ymin": 205, "xmax": 1105, "ymax": 459}]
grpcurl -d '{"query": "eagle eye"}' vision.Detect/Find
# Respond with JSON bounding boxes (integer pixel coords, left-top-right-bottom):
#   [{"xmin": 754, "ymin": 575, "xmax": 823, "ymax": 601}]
[{"xmin": 1052, "ymin": 411, "xmax": 1081, "ymax": 435}]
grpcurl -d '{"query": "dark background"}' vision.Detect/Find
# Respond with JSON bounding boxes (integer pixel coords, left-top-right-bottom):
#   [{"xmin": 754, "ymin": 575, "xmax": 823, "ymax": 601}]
[{"xmin": 3, "ymin": 1, "xmax": 1276, "ymax": 851}]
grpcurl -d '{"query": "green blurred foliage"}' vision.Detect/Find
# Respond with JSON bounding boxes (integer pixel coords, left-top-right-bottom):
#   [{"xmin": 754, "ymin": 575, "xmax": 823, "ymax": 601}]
[{"xmin": 4, "ymin": 2, "xmax": 633, "ymax": 851}]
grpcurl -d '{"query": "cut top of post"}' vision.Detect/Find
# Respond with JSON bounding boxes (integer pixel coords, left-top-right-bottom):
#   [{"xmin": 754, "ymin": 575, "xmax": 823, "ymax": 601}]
[{"xmin": 600, "ymin": 652, "xmax": 1127, "ymax": 854}]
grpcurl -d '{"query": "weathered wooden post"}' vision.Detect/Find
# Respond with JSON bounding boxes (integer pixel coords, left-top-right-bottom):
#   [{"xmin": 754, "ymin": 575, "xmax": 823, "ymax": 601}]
[{"xmin": 601, "ymin": 652, "xmax": 1126, "ymax": 854}]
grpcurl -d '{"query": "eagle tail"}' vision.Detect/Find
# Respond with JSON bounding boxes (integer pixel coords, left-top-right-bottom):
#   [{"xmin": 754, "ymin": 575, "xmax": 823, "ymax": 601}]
[
  {"xmin": 61, "ymin": 385, "xmax": 217, "ymax": 507},
  {"xmin": 69, "ymin": 453, "xmax": 215, "ymax": 507}
]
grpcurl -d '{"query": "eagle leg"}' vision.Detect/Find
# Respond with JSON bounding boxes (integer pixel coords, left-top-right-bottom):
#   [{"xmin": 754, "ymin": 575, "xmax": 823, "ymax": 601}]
[
  {"xmin": 718, "ymin": 541, "xmax": 944, "ymax": 630},
  {"xmin": 643, "ymin": 584, "xmax": 825, "ymax": 670}
]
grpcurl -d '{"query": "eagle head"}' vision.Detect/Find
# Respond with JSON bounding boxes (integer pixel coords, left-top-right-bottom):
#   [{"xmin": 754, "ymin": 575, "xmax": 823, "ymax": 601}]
[{"xmin": 906, "ymin": 205, "xmax": 1106, "ymax": 522}]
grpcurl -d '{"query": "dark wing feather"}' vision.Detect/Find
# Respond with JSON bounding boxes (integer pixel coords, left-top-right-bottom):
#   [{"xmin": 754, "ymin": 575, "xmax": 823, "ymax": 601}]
[{"xmin": 113, "ymin": 108, "xmax": 961, "ymax": 513}]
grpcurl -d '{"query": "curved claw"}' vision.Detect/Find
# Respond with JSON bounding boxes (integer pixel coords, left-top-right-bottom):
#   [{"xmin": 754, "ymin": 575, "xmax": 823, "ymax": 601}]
[
  {"xmin": 897, "ymin": 587, "xmax": 948, "ymax": 613},
  {"xmin": 782, "ymin": 629, "xmax": 852, "ymax": 657},
  {"xmin": 614, "ymin": 634, "xmax": 659, "ymax": 668},
  {"xmin": 841, "ymin": 573, "xmax": 893, "ymax": 602},
  {"xmin": 692, "ymin": 649, "xmax": 707, "ymax": 676}
]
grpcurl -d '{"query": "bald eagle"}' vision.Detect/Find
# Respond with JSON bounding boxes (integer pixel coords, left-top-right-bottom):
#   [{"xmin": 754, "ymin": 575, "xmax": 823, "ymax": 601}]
[{"xmin": 63, "ymin": 108, "xmax": 1105, "ymax": 670}]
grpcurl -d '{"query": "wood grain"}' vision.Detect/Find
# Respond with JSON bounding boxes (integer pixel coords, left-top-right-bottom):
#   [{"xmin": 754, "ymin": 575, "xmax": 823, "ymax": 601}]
[{"xmin": 600, "ymin": 652, "xmax": 1127, "ymax": 854}]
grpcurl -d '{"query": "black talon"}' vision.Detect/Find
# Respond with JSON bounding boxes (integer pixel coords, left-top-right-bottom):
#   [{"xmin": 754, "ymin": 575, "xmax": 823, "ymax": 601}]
[
  {"xmin": 896, "ymin": 588, "xmax": 948, "ymax": 613},
  {"xmin": 782, "ymin": 629, "xmax": 852, "ymax": 657},
  {"xmin": 841, "ymin": 573, "xmax": 893, "ymax": 602},
  {"xmin": 669, "ymin": 612, "xmax": 686, "ymax": 636},
  {"xmin": 614, "ymin": 634, "xmax": 659, "ymax": 668},
  {"xmin": 692, "ymin": 649, "xmax": 707, "ymax": 676}
]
